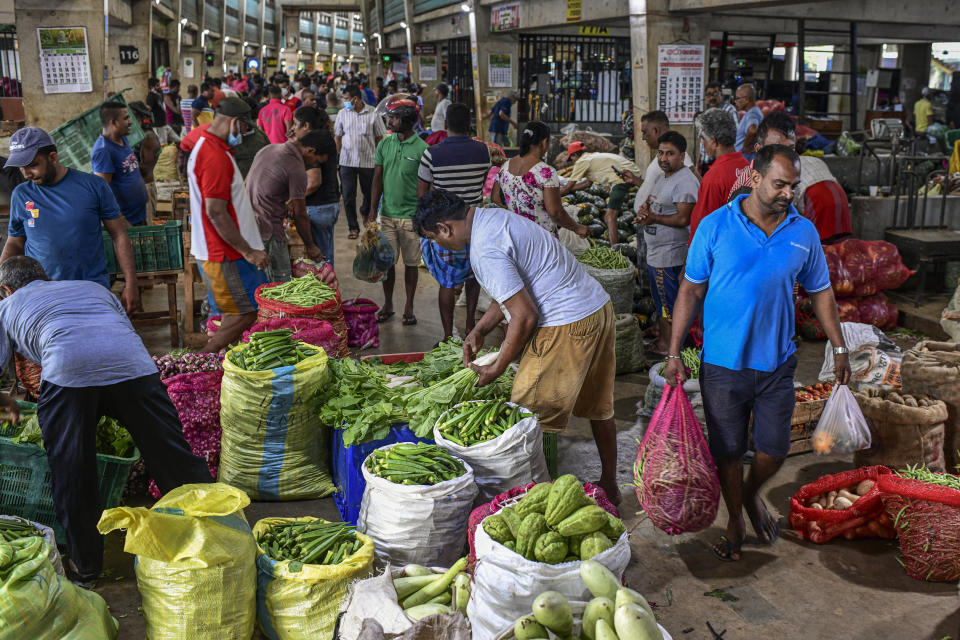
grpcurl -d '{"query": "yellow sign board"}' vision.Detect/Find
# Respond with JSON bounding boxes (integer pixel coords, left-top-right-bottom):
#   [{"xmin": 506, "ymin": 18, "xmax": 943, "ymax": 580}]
[
  {"xmin": 566, "ymin": 0, "xmax": 581, "ymax": 23},
  {"xmin": 578, "ymin": 26, "xmax": 610, "ymax": 36}
]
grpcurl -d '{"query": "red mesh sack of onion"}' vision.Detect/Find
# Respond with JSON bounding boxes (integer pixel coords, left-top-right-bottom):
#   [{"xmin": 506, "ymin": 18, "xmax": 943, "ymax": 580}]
[{"xmin": 634, "ymin": 382, "xmax": 721, "ymax": 534}]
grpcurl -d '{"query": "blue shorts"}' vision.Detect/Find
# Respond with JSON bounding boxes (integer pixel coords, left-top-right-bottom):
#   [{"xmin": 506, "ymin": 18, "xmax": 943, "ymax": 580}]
[
  {"xmin": 199, "ymin": 258, "xmax": 268, "ymax": 316},
  {"xmin": 420, "ymin": 238, "xmax": 472, "ymax": 289},
  {"xmin": 648, "ymin": 265, "xmax": 683, "ymax": 321},
  {"xmin": 700, "ymin": 354, "xmax": 798, "ymax": 460}
]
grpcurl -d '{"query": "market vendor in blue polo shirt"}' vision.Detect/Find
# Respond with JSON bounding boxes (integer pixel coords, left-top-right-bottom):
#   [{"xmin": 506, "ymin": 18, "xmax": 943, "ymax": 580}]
[
  {"xmin": 662, "ymin": 144, "xmax": 851, "ymax": 562},
  {"xmin": 0, "ymin": 126, "xmax": 140, "ymax": 313}
]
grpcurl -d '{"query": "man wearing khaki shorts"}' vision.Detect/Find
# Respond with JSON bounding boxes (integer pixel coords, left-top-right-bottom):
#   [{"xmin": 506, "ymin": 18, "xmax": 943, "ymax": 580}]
[
  {"xmin": 368, "ymin": 96, "xmax": 428, "ymax": 325},
  {"xmin": 413, "ymin": 189, "xmax": 620, "ymax": 504}
]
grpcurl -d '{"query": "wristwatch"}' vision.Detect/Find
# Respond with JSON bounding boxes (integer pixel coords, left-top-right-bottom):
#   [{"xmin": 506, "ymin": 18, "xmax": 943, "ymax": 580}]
[
  {"xmin": 832, "ymin": 346, "xmax": 849, "ymax": 356},
  {"xmin": 665, "ymin": 354, "xmax": 682, "ymax": 360}
]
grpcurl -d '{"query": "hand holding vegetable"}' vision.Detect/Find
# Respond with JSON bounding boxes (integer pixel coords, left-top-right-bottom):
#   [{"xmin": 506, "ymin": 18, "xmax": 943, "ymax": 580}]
[
  {"xmin": 833, "ymin": 352, "xmax": 851, "ymax": 386},
  {"xmin": 462, "ymin": 330, "xmax": 485, "ymax": 368}
]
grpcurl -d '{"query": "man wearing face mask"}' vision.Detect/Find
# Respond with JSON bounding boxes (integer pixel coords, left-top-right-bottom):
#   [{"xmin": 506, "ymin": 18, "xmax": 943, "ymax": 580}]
[
  {"xmin": 727, "ymin": 111, "xmax": 796, "ymax": 201},
  {"xmin": 258, "ymin": 85, "xmax": 295, "ymax": 144},
  {"xmin": 280, "ymin": 78, "xmax": 301, "ymax": 112},
  {"xmin": 335, "ymin": 85, "xmax": 386, "ymax": 239},
  {"xmin": 186, "ymin": 98, "xmax": 270, "ymax": 353},
  {"xmin": 179, "ymin": 110, "xmax": 269, "ymax": 179}
]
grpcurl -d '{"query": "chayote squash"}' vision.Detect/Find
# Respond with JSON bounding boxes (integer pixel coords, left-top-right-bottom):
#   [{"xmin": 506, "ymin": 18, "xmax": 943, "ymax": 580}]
[
  {"xmin": 484, "ymin": 515, "xmax": 514, "ymax": 545},
  {"xmin": 516, "ymin": 482, "xmax": 553, "ymax": 519},
  {"xmin": 534, "ymin": 531, "xmax": 568, "ymax": 564},
  {"xmin": 599, "ymin": 512, "xmax": 625, "ymax": 540},
  {"xmin": 556, "ymin": 505, "xmax": 609, "ymax": 536},
  {"xmin": 544, "ymin": 475, "xmax": 591, "ymax": 527},
  {"xmin": 516, "ymin": 513, "xmax": 549, "ymax": 560},
  {"xmin": 501, "ymin": 506, "xmax": 522, "ymax": 538},
  {"xmin": 579, "ymin": 531, "xmax": 613, "ymax": 560},
  {"xmin": 567, "ymin": 533, "xmax": 584, "ymax": 557}
]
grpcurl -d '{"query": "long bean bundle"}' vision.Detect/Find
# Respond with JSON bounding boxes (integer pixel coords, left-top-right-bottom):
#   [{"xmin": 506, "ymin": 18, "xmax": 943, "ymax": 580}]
[
  {"xmin": 228, "ymin": 329, "xmax": 319, "ymax": 370},
  {"xmin": 259, "ymin": 274, "xmax": 337, "ymax": 307},
  {"xmin": 0, "ymin": 517, "xmax": 41, "ymax": 542},
  {"xmin": 366, "ymin": 443, "xmax": 466, "ymax": 485},
  {"xmin": 577, "ymin": 246, "xmax": 631, "ymax": 270},
  {"xmin": 257, "ymin": 519, "xmax": 361, "ymax": 565},
  {"xmin": 436, "ymin": 400, "xmax": 534, "ymax": 446},
  {"xmin": 897, "ymin": 465, "xmax": 960, "ymax": 491}
]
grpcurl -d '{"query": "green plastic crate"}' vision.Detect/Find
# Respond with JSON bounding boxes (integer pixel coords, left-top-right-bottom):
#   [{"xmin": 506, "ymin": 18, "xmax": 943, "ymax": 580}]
[
  {"xmin": 49, "ymin": 93, "xmax": 145, "ymax": 175},
  {"xmin": 543, "ymin": 431, "xmax": 558, "ymax": 479},
  {"xmin": 0, "ymin": 437, "xmax": 138, "ymax": 542},
  {"xmin": 0, "ymin": 401, "xmax": 37, "ymax": 438},
  {"xmin": 102, "ymin": 220, "xmax": 184, "ymax": 275}
]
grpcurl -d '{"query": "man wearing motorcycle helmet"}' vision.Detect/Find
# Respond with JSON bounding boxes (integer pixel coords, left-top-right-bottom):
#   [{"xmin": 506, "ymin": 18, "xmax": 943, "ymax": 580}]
[{"xmin": 368, "ymin": 95, "xmax": 428, "ymax": 326}]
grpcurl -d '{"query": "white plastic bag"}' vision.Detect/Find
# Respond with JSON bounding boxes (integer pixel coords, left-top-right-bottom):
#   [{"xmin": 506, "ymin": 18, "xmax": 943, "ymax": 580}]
[
  {"xmin": 433, "ymin": 402, "xmax": 550, "ymax": 503},
  {"xmin": 338, "ymin": 566, "xmax": 410, "ymax": 640},
  {"xmin": 468, "ymin": 511, "xmax": 632, "ymax": 640},
  {"xmin": 811, "ymin": 385, "xmax": 872, "ymax": 455},
  {"xmin": 358, "ymin": 445, "xmax": 478, "ymax": 567},
  {"xmin": 819, "ymin": 322, "xmax": 902, "ymax": 389},
  {"xmin": 558, "ymin": 223, "xmax": 590, "ymax": 256}
]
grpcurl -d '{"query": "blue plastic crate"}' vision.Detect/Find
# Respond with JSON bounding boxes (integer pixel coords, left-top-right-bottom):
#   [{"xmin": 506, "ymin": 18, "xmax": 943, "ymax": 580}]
[{"xmin": 331, "ymin": 424, "xmax": 434, "ymax": 525}]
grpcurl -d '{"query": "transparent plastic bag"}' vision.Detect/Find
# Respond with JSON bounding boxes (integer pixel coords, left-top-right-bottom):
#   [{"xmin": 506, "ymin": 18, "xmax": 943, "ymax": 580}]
[{"xmin": 811, "ymin": 385, "xmax": 871, "ymax": 454}]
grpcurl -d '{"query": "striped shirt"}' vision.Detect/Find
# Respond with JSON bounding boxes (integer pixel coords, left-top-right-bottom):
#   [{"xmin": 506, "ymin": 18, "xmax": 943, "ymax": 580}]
[
  {"xmin": 334, "ymin": 105, "xmax": 387, "ymax": 169},
  {"xmin": 418, "ymin": 136, "xmax": 491, "ymax": 205}
]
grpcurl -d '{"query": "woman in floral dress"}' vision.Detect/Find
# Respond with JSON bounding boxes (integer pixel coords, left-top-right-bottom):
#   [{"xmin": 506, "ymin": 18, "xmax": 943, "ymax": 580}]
[{"xmin": 491, "ymin": 121, "xmax": 588, "ymax": 238}]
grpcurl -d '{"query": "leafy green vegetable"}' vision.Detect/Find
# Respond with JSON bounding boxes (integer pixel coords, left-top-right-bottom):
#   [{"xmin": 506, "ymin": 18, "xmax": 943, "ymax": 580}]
[
  {"xmin": 319, "ymin": 357, "xmax": 407, "ymax": 446},
  {"xmin": 9, "ymin": 413, "xmax": 134, "ymax": 457}
]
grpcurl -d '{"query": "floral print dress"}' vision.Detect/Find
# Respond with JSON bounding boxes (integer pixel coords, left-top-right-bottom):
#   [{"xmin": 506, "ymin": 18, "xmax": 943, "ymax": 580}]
[{"xmin": 496, "ymin": 160, "xmax": 560, "ymax": 236}]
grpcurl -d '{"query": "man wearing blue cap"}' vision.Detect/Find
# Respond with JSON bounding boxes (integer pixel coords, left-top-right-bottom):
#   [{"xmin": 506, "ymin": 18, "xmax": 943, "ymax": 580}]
[{"xmin": 0, "ymin": 127, "xmax": 140, "ymax": 312}]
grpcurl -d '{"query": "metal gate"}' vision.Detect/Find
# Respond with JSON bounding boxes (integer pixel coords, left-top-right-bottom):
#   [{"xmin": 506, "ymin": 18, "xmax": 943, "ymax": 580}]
[
  {"xmin": 518, "ymin": 34, "xmax": 630, "ymax": 125},
  {"xmin": 0, "ymin": 28, "xmax": 20, "ymax": 98},
  {"xmin": 446, "ymin": 37, "xmax": 474, "ymax": 110}
]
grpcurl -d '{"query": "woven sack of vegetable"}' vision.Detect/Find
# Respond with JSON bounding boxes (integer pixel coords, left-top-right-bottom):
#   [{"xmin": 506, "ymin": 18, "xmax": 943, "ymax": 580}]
[
  {"xmin": 0, "ymin": 536, "xmax": 117, "ymax": 640},
  {"xmin": 13, "ymin": 352, "xmax": 41, "ymax": 397},
  {"xmin": 0, "ymin": 515, "xmax": 64, "ymax": 576},
  {"xmin": 468, "ymin": 510, "xmax": 631, "ymax": 640},
  {"xmin": 252, "ymin": 517, "xmax": 375, "ymax": 640},
  {"xmin": 219, "ymin": 341, "xmax": 335, "ymax": 500},
  {"xmin": 788, "ymin": 465, "xmax": 895, "ymax": 544},
  {"xmin": 97, "ymin": 483, "xmax": 256, "ymax": 640},
  {"xmin": 161, "ymin": 370, "xmax": 223, "ymax": 482},
  {"xmin": 900, "ymin": 341, "xmax": 960, "ymax": 471},
  {"xmin": 255, "ymin": 279, "xmax": 349, "ymax": 358},
  {"xmin": 853, "ymin": 391, "xmax": 949, "ymax": 472},
  {"xmin": 432, "ymin": 401, "xmax": 550, "ymax": 502},
  {"xmin": 342, "ymin": 298, "xmax": 380, "ymax": 350},
  {"xmin": 582, "ymin": 264, "xmax": 635, "ymax": 315},
  {"xmin": 242, "ymin": 317, "xmax": 342, "ymax": 360},
  {"xmin": 614, "ymin": 314, "xmax": 645, "ymax": 374},
  {"xmin": 357, "ymin": 443, "xmax": 478, "ymax": 567},
  {"xmin": 634, "ymin": 383, "xmax": 720, "ymax": 534},
  {"xmin": 879, "ymin": 473, "xmax": 960, "ymax": 582},
  {"xmin": 465, "ymin": 481, "xmax": 620, "ymax": 565}
]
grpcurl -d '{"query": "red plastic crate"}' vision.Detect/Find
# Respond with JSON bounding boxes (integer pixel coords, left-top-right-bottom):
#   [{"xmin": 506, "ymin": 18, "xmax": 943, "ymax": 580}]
[{"xmin": 360, "ymin": 352, "xmax": 425, "ymax": 365}]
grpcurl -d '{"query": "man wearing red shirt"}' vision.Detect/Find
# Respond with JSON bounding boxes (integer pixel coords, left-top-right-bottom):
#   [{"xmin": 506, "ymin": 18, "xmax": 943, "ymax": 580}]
[
  {"xmin": 210, "ymin": 78, "xmax": 227, "ymax": 109},
  {"xmin": 689, "ymin": 108, "xmax": 749, "ymax": 242},
  {"xmin": 186, "ymin": 98, "xmax": 270, "ymax": 352},
  {"xmin": 258, "ymin": 85, "xmax": 294, "ymax": 144}
]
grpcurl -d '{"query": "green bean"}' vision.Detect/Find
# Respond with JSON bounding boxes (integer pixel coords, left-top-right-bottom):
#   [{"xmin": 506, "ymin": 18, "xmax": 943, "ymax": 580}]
[
  {"xmin": 259, "ymin": 274, "xmax": 337, "ymax": 307},
  {"xmin": 576, "ymin": 246, "xmax": 631, "ymax": 270}
]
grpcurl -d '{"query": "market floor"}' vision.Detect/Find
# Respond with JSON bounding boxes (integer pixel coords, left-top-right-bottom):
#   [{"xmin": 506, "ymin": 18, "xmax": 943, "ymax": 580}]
[{"xmin": 100, "ymin": 217, "xmax": 960, "ymax": 640}]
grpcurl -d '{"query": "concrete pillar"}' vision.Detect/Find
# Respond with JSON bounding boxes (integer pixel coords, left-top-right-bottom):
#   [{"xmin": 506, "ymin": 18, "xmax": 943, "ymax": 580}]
[
  {"xmin": 106, "ymin": 0, "xmax": 152, "ymax": 99},
  {"xmin": 347, "ymin": 14, "xmax": 354, "ymax": 63},
  {"xmin": 900, "ymin": 43, "xmax": 931, "ymax": 115},
  {"xmin": 372, "ymin": 0, "xmax": 384, "ymax": 78},
  {"xmin": 470, "ymin": 3, "xmax": 518, "ymax": 143},
  {"xmin": 402, "ymin": 0, "xmax": 415, "ymax": 81},
  {"xmin": 284, "ymin": 11, "xmax": 300, "ymax": 71},
  {"xmin": 628, "ymin": 0, "xmax": 708, "ymax": 170},
  {"xmin": 16, "ymin": 0, "xmax": 107, "ymax": 130}
]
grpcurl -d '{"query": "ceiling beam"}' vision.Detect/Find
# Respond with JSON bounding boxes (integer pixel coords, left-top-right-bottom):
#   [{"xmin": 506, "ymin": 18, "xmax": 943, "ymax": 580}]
[{"xmin": 669, "ymin": 0, "xmax": 828, "ymax": 12}]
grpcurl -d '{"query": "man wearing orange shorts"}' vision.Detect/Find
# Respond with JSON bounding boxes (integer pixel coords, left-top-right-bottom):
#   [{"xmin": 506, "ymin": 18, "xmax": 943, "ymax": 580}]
[{"xmin": 413, "ymin": 189, "xmax": 620, "ymax": 503}]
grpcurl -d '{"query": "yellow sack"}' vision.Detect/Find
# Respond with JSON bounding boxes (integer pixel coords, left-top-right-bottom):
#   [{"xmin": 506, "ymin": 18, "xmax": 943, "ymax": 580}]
[
  {"xmin": 153, "ymin": 144, "xmax": 180, "ymax": 182},
  {"xmin": 0, "ymin": 536, "xmax": 118, "ymax": 640},
  {"xmin": 97, "ymin": 483, "xmax": 256, "ymax": 640},
  {"xmin": 253, "ymin": 518, "xmax": 375, "ymax": 640},
  {"xmin": 219, "ymin": 343, "xmax": 335, "ymax": 500}
]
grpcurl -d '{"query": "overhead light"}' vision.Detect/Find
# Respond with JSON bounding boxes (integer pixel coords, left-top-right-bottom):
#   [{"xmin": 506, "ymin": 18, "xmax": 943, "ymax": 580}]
[
  {"xmin": 280, "ymin": 47, "xmax": 285, "ymax": 53},
  {"xmin": 203, "ymin": 29, "xmax": 210, "ymax": 34},
  {"xmin": 243, "ymin": 41, "xmax": 248, "ymax": 47},
  {"xmin": 362, "ymin": 37, "xmax": 367, "ymax": 43},
  {"xmin": 399, "ymin": 21, "xmax": 407, "ymax": 28},
  {"xmin": 354, "ymin": 13, "xmax": 360, "ymax": 19},
  {"xmin": 372, "ymin": 32, "xmax": 379, "ymax": 38},
  {"xmin": 180, "ymin": 18, "xmax": 188, "ymax": 25},
  {"xmin": 460, "ymin": 2, "xmax": 470, "ymax": 11}
]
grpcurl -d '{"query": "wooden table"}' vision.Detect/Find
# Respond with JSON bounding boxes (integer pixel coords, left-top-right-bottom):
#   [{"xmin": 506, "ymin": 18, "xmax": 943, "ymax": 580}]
[{"xmin": 116, "ymin": 270, "xmax": 181, "ymax": 348}]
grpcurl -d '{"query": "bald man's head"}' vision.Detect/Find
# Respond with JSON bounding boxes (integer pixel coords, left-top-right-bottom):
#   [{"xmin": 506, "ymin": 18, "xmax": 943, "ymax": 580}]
[{"xmin": 735, "ymin": 83, "xmax": 756, "ymax": 110}]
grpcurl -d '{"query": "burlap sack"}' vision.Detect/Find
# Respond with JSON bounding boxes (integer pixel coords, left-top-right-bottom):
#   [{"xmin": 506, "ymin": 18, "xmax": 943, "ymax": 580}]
[
  {"xmin": 853, "ymin": 392, "xmax": 949, "ymax": 472},
  {"xmin": 900, "ymin": 341, "xmax": 960, "ymax": 470}
]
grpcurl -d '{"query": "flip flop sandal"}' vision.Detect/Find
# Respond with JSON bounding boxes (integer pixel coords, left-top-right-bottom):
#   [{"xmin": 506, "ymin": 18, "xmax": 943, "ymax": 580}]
[
  {"xmin": 402, "ymin": 314, "xmax": 417, "ymax": 326},
  {"xmin": 712, "ymin": 536, "xmax": 743, "ymax": 562},
  {"xmin": 376, "ymin": 311, "xmax": 395, "ymax": 323}
]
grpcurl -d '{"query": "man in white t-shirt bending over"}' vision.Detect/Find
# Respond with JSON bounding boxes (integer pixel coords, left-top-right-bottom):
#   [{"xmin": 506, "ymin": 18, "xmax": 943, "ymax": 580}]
[{"xmin": 413, "ymin": 189, "xmax": 621, "ymax": 504}]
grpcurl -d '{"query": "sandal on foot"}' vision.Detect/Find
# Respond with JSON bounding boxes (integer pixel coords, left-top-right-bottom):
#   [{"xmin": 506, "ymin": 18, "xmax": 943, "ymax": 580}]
[
  {"xmin": 376, "ymin": 311, "xmax": 395, "ymax": 323},
  {"xmin": 402, "ymin": 314, "xmax": 417, "ymax": 326},
  {"xmin": 712, "ymin": 536, "xmax": 743, "ymax": 562},
  {"xmin": 348, "ymin": 230, "xmax": 360, "ymax": 240}
]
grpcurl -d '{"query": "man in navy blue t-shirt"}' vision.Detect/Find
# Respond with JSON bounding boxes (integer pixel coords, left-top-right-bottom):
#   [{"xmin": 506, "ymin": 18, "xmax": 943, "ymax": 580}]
[
  {"xmin": 482, "ymin": 91, "xmax": 519, "ymax": 147},
  {"xmin": 0, "ymin": 127, "xmax": 140, "ymax": 312},
  {"xmin": 92, "ymin": 102, "xmax": 148, "ymax": 225}
]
